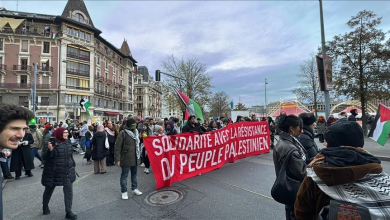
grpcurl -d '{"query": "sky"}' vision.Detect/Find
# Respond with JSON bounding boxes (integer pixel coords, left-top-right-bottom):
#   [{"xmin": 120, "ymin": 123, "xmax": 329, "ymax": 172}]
[{"xmin": 2, "ymin": 0, "xmax": 390, "ymax": 107}]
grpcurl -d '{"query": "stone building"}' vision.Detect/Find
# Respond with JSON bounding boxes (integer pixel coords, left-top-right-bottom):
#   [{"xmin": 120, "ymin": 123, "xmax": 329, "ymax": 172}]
[
  {"xmin": 133, "ymin": 66, "xmax": 162, "ymax": 119},
  {"xmin": 0, "ymin": 0, "xmax": 137, "ymax": 124}
]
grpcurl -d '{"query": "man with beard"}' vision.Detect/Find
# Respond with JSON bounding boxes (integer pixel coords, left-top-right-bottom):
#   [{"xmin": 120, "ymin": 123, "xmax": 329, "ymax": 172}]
[
  {"xmin": 0, "ymin": 103, "xmax": 34, "ymax": 219},
  {"xmin": 348, "ymin": 109, "xmax": 358, "ymax": 121},
  {"xmin": 182, "ymin": 115, "xmax": 203, "ymax": 133}
]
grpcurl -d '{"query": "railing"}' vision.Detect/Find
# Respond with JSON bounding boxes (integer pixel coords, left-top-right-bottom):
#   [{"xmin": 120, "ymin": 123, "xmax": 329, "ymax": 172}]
[
  {"xmin": 37, "ymin": 84, "xmax": 57, "ymax": 89},
  {"xmin": 38, "ymin": 66, "xmax": 53, "ymax": 72},
  {"xmin": 95, "ymin": 90, "xmax": 111, "ymax": 97},
  {"xmin": 39, "ymin": 101, "xmax": 50, "ymax": 106},
  {"xmin": 114, "ymin": 82, "xmax": 119, "ymax": 88},
  {"xmin": 96, "ymin": 75, "xmax": 105, "ymax": 81},
  {"xmin": 13, "ymin": 65, "xmax": 32, "ymax": 71},
  {"xmin": 66, "ymin": 51, "xmax": 90, "ymax": 61},
  {"xmin": 65, "ymin": 85, "xmax": 90, "ymax": 91},
  {"xmin": 0, "ymin": 64, "xmax": 6, "ymax": 71},
  {"xmin": 119, "ymin": 84, "xmax": 126, "ymax": 89},
  {"xmin": 113, "ymin": 93, "xmax": 123, "ymax": 99},
  {"xmin": 66, "ymin": 68, "xmax": 90, "ymax": 77},
  {"xmin": 106, "ymin": 79, "xmax": 112, "ymax": 85},
  {"xmin": 1, "ymin": 28, "xmax": 51, "ymax": 37}
]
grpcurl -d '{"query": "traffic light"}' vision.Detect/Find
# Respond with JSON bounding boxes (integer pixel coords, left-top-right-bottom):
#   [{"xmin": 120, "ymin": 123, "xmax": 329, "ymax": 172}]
[
  {"xmin": 155, "ymin": 70, "xmax": 161, "ymax": 81},
  {"xmin": 29, "ymin": 118, "xmax": 36, "ymax": 125}
]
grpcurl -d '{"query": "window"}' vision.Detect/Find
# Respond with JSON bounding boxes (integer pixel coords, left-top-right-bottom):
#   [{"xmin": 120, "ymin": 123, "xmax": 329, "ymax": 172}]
[
  {"xmin": 97, "ymin": 56, "xmax": 100, "ymax": 65},
  {"xmin": 96, "ymin": 83, "xmax": 100, "ymax": 92},
  {"xmin": 85, "ymin": 33, "xmax": 91, "ymax": 41},
  {"xmin": 95, "ymin": 98, "xmax": 99, "ymax": 107},
  {"xmin": 67, "ymin": 27, "xmax": 72, "ymax": 35},
  {"xmin": 105, "ymin": 72, "xmax": 108, "ymax": 79},
  {"xmin": 80, "ymin": 31, "xmax": 85, "ymax": 39},
  {"xmin": 74, "ymin": 13, "xmax": 84, "ymax": 23},
  {"xmin": 74, "ymin": 29, "xmax": 79, "ymax": 38},
  {"xmin": 43, "ymin": 42, "xmax": 50, "ymax": 53},
  {"xmin": 105, "ymin": 61, "xmax": 108, "ymax": 70},
  {"xmin": 119, "ymin": 103, "xmax": 123, "ymax": 110},
  {"xmin": 138, "ymin": 79, "xmax": 141, "ymax": 84},
  {"xmin": 113, "ymin": 101, "xmax": 116, "ymax": 108},
  {"xmin": 44, "ymin": 26, "xmax": 51, "ymax": 37},
  {"xmin": 20, "ymin": 75, "xmax": 28, "ymax": 84},
  {"xmin": 103, "ymin": 100, "xmax": 108, "ymax": 108},
  {"xmin": 0, "ymin": 38, "xmax": 3, "ymax": 51},
  {"xmin": 66, "ymin": 77, "xmax": 89, "ymax": 90},
  {"xmin": 19, "ymin": 96, "xmax": 28, "ymax": 106},
  {"xmin": 20, "ymin": 58, "xmax": 28, "ymax": 70},
  {"xmin": 40, "ymin": 97, "xmax": 50, "ymax": 105},
  {"xmin": 120, "ymin": 69, "xmax": 123, "ymax": 78},
  {"xmin": 21, "ymin": 40, "xmax": 28, "ymax": 52}
]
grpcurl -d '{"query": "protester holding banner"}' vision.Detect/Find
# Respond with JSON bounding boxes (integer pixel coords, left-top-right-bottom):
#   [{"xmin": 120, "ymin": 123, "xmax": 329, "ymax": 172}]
[
  {"xmin": 182, "ymin": 115, "xmax": 204, "ymax": 133},
  {"xmin": 272, "ymin": 115, "xmax": 307, "ymax": 220},
  {"xmin": 140, "ymin": 122, "xmax": 153, "ymax": 174},
  {"xmin": 114, "ymin": 118, "xmax": 142, "ymax": 199},
  {"xmin": 207, "ymin": 120, "xmax": 218, "ymax": 132},
  {"xmin": 165, "ymin": 121, "xmax": 178, "ymax": 136}
]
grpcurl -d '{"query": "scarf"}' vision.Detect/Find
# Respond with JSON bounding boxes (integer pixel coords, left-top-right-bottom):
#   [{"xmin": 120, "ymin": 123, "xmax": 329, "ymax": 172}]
[
  {"xmin": 124, "ymin": 129, "xmax": 140, "ymax": 159},
  {"xmin": 320, "ymin": 147, "xmax": 381, "ymax": 167},
  {"xmin": 105, "ymin": 127, "xmax": 115, "ymax": 136}
]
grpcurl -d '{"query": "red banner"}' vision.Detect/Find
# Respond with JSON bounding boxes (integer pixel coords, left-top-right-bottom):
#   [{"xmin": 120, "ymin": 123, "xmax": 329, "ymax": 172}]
[{"xmin": 143, "ymin": 122, "xmax": 270, "ymax": 189}]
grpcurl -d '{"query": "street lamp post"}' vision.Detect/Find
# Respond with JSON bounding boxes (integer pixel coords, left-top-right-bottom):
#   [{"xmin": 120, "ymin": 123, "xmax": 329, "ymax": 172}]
[
  {"xmin": 265, "ymin": 78, "xmax": 268, "ymax": 117},
  {"xmin": 319, "ymin": 0, "xmax": 330, "ymax": 119},
  {"xmin": 33, "ymin": 63, "xmax": 38, "ymax": 117}
]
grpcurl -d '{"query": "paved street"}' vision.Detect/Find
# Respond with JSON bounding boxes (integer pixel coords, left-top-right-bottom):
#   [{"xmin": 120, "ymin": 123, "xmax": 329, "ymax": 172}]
[{"xmin": 3, "ymin": 136, "xmax": 390, "ymax": 220}]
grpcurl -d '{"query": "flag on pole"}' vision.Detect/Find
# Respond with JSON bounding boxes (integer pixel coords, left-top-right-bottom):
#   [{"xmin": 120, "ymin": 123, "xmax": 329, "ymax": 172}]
[
  {"xmin": 368, "ymin": 104, "xmax": 390, "ymax": 146},
  {"xmin": 175, "ymin": 89, "xmax": 204, "ymax": 123},
  {"xmin": 64, "ymin": 106, "xmax": 69, "ymax": 120},
  {"xmin": 80, "ymin": 99, "xmax": 91, "ymax": 116}
]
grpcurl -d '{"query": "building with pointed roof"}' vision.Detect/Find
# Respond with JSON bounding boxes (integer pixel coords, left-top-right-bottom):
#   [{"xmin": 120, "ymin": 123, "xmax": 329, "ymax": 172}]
[{"xmin": 0, "ymin": 1, "xmax": 138, "ymax": 123}]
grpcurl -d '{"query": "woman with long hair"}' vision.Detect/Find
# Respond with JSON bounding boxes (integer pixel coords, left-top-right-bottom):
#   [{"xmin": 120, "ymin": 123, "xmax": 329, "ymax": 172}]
[
  {"xmin": 272, "ymin": 115, "xmax": 307, "ymax": 220},
  {"xmin": 41, "ymin": 127, "xmax": 77, "ymax": 220},
  {"xmin": 91, "ymin": 125, "xmax": 108, "ymax": 174}
]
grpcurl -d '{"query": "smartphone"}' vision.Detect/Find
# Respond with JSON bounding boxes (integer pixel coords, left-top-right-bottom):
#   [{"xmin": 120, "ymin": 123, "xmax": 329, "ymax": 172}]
[{"xmin": 49, "ymin": 137, "xmax": 56, "ymax": 146}]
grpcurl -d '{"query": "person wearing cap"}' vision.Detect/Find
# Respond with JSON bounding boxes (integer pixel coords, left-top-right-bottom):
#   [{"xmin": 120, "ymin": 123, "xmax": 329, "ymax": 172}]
[
  {"xmin": 114, "ymin": 118, "xmax": 142, "ymax": 199},
  {"xmin": 297, "ymin": 113, "xmax": 319, "ymax": 164},
  {"xmin": 294, "ymin": 121, "xmax": 386, "ymax": 219},
  {"xmin": 348, "ymin": 109, "xmax": 358, "ymax": 121}
]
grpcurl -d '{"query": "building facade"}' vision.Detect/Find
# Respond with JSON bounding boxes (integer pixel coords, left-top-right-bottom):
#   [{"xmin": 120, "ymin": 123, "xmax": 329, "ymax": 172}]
[
  {"xmin": 133, "ymin": 66, "xmax": 162, "ymax": 119},
  {"xmin": 0, "ymin": 0, "xmax": 137, "ymax": 124}
]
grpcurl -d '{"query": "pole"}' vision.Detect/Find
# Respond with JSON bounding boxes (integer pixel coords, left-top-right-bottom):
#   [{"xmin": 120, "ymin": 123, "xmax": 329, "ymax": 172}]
[
  {"xmin": 265, "ymin": 78, "xmax": 267, "ymax": 117},
  {"xmin": 33, "ymin": 62, "xmax": 37, "ymax": 117},
  {"xmin": 319, "ymin": 0, "xmax": 330, "ymax": 119}
]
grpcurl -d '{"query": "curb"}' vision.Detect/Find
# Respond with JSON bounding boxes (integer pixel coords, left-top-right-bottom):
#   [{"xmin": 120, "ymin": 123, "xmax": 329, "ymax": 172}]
[{"xmin": 375, "ymin": 155, "xmax": 390, "ymax": 162}]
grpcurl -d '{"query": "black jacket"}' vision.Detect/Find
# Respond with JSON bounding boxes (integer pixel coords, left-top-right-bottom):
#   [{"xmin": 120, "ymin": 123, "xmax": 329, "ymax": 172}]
[
  {"xmin": 348, "ymin": 114, "xmax": 357, "ymax": 121},
  {"xmin": 91, "ymin": 131, "xmax": 108, "ymax": 160},
  {"xmin": 273, "ymin": 132, "xmax": 307, "ymax": 182},
  {"xmin": 297, "ymin": 126, "xmax": 319, "ymax": 164},
  {"xmin": 182, "ymin": 122, "xmax": 204, "ymax": 133},
  {"xmin": 41, "ymin": 140, "xmax": 76, "ymax": 187},
  {"xmin": 10, "ymin": 132, "xmax": 35, "ymax": 172}
]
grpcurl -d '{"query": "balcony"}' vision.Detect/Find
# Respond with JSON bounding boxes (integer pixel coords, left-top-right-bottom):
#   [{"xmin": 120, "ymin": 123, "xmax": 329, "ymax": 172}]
[
  {"xmin": 2, "ymin": 28, "xmax": 52, "ymax": 38},
  {"xmin": 37, "ymin": 66, "xmax": 53, "ymax": 72},
  {"xmin": 65, "ymin": 85, "xmax": 90, "ymax": 91},
  {"xmin": 113, "ymin": 93, "xmax": 123, "ymax": 99},
  {"xmin": 66, "ymin": 68, "xmax": 90, "ymax": 77},
  {"xmin": 106, "ymin": 79, "xmax": 112, "ymax": 85},
  {"xmin": 95, "ymin": 90, "xmax": 111, "ymax": 97},
  {"xmin": 96, "ymin": 75, "xmax": 105, "ymax": 82},
  {"xmin": 67, "ymin": 51, "xmax": 90, "ymax": 61},
  {"xmin": 0, "ymin": 64, "xmax": 7, "ymax": 71},
  {"xmin": 119, "ymin": 84, "xmax": 126, "ymax": 89},
  {"xmin": 13, "ymin": 65, "xmax": 32, "ymax": 72},
  {"xmin": 114, "ymin": 82, "xmax": 119, "ymax": 88}
]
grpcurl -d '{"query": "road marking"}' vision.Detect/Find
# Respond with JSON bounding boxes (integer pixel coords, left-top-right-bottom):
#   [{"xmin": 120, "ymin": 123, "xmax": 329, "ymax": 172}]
[
  {"xmin": 206, "ymin": 176, "xmax": 274, "ymax": 200},
  {"xmin": 74, "ymin": 171, "xmax": 94, "ymax": 184}
]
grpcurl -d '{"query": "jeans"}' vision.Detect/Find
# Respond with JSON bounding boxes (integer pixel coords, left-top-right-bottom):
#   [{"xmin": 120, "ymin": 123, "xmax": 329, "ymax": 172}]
[
  {"xmin": 43, "ymin": 178, "xmax": 73, "ymax": 213},
  {"xmin": 79, "ymin": 136, "xmax": 86, "ymax": 152},
  {"xmin": 120, "ymin": 166, "xmax": 138, "ymax": 193},
  {"xmin": 31, "ymin": 147, "xmax": 43, "ymax": 162},
  {"xmin": 7, "ymin": 156, "xmax": 10, "ymax": 168}
]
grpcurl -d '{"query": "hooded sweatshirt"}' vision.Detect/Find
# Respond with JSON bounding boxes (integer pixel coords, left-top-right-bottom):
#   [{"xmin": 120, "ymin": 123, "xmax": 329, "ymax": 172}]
[{"xmin": 294, "ymin": 147, "xmax": 387, "ymax": 220}]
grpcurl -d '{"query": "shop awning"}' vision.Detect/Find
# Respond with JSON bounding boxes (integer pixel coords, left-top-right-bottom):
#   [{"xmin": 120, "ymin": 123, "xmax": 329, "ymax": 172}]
[
  {"xmin": 0, "ymin": 18, "xmax": 25, "ymax": 33},
  {"xmin": 105, "ymin": 111, "xmax": 122, "ymax": 116}
]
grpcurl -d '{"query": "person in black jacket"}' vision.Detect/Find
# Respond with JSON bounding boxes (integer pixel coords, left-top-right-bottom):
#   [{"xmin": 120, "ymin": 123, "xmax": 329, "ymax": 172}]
[
  {"xmin": 206, "ymin": 120, "xmax": 218, "ymax": 132},
  {"xmin": 41, "ymin": 127, "xmax": 77, "ymax": 220},
  {"xmin": 91, "ymin": 125, "xmax": 108, "ymax": 174},
  {"xmin": 182, "ymin": 115, "xmax": 204, "ymax": 133},
  {"xmin": 348, "ymin": 109, "xmax": 358, "ymax": 121},
  {"xmin": 10, "ymin": 128, "xmax": 35, "ymax": 180},
  {"xmin": 297, "ymin": 112, "xmax": 319, "ymax": 164},
  {"xmin": 84, "ymin": 125, "xmax": 94, "ymax": 164}
]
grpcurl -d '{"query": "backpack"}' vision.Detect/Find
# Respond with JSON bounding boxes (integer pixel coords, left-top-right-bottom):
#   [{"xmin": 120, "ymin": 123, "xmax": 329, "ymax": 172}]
[{"xmin": 318, "ymin": 200, "xmax": 372, "ymax": 220}]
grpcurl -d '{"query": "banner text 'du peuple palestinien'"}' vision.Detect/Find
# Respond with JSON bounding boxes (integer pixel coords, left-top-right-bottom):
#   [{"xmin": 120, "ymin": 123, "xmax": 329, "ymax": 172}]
[{"xmin": 143, "ymin": 121, "xmax": 270, "ymax": 189}]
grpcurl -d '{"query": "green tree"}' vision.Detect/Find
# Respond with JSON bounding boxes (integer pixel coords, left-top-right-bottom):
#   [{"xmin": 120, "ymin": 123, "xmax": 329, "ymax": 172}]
[
  {"xmin": 292, "ymin": 55, "xmax": 324, "ymax": 118},
  {"xmin": 209, "ymin": 91, "xmax": 231, "ymax": 116},
  {"xmin": 234, "ymin": 103, "xmax": 247, "ymax": 110},
  {"xmin": 161, "ymin": 55, "xmax": 213, "ymax": 109},
  {"xmin": 326, "ymin": 10, "xmax": 390, "ymax": 134}
]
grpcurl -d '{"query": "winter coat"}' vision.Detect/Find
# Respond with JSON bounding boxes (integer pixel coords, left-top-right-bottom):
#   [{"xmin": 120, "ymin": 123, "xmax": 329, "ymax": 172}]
[
  {"xmin": 30, "ymin": 129, "xmax": 43, "ymax": 149},
  {"xmin": 114, "ymin": 125, "xmax": 139, "ymax": 167},
  {"xmin": 10, "ymin": 132, "xmax": 35, "ymax": 172},
  {"xmin": 316, "ymin": 121, "xmax": 327, "ymax": 134},
  {"xmin": 182, "ymin": 122, "xmax": 203, "ymax": 133},
  {"xmin": 91, "ymin": 131, "xmax": 108, "ymax": 160},
  {"xmin": 273, "ymin": 132, "xmax": 307, "ymax": 182},
  {"xmin": 295, "ymin": 160, "xmax": 383, "ymax": 219},
  {"xmin": 297, "ymin": 126, "xmax": 319, "ymax": 164},
  {"xmin": 41, "ymin": 132, "xmax": 51, "ymax": 159},
  {"xmin": 41, "ymin": 139, "xmax": 76, "ymax": 187},
  {"xmin": 105, "ymin": 127, "xmax": 117, "ymax": 144},
  {"xmin": 348, "ymin": 114, "xmax": 357, "ymax": 121}
]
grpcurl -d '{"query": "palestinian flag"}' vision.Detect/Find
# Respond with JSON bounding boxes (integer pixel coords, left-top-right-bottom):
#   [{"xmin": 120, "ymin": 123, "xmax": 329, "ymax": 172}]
[
  {"xmin": 175, "ymin": 89, "xmax": 204, "ymax": 123},
  {"xmin": 52, "ymin": 31, "xmax": 57, "ymax": 39},
  {"xmin": 80, "ymin": 98, "xmax": 91, "ymax": 116},
  {"xmin": 368, "ymin": 104, "xmax": 390, "ymax": 146}
]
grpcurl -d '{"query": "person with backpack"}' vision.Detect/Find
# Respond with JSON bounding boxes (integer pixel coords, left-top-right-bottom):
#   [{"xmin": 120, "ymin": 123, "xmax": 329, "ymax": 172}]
[{"xmin": 294, "ymin": 121, "xmax": 386, "ymax": 220}]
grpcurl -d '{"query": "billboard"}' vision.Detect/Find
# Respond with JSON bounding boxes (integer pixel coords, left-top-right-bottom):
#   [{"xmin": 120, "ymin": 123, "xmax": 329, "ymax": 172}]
[{"xmin": 316, "ymin": 55, "xmax": 333, "ymax": 91}]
